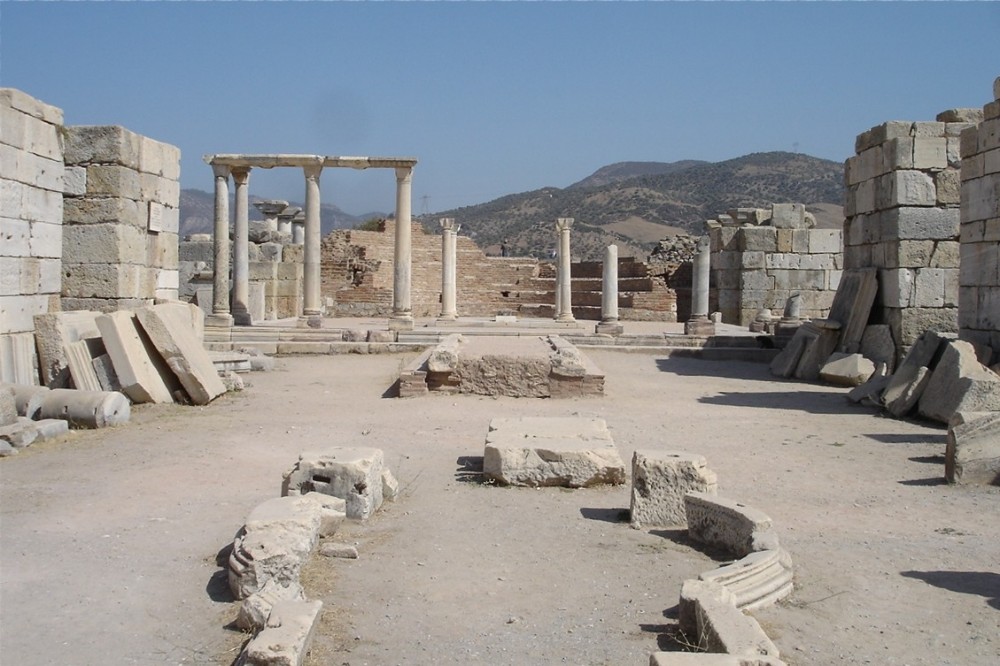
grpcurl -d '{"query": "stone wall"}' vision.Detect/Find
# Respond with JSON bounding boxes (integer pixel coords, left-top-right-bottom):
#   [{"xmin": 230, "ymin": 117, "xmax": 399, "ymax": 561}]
[
  {"xmin": 843, "ymin": 111, "xmax": 979, "ymax": 359},
  {"xmin": 321, "ymin": 222, "xmax": 676, "ymax": 320},
  {"xmin": 708, "ymin": 204, "xmax": 842, "ymax": 326},
  {"xmin": 959, "ymin": 80, "xmax": 1000, "ymax": 362},
  {"xmin": 1, "ymin": 89, "xmax": 64, "ymax": 338},
  {"xmin": 62, "ymin": 126, "xmax": 181, "ymax": 312}
]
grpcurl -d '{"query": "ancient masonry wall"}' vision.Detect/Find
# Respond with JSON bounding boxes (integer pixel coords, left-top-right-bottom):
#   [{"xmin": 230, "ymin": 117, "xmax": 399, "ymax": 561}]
[
  {"xmin": 959, "ymin": 80, "xmax": 1000, "ymax": 362},
  {"xmin": 708, "ymin": 204, "xmax": 842, "ymax": 326},
  {"xmin": 321, "ymin": 222, "xmax": 677, "ymax": 320},
  {"xmin": 0, "ymin": 89, "xmax": 65, "ymax": 339},
  {"xmin": 843, "ymin": 110, "xmax": 978, "ymax": 358},
  {"xmin": 62, "ymin": 126, "xmax": 181, "ymax": 312}
]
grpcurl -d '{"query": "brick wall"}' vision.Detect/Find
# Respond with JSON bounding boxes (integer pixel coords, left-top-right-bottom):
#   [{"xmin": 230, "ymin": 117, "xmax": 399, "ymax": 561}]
[
  {"xmin": 959, "ymin": 80, "xmax": 1000, "ymax": 363},
  {"xmin": 843, "ymin": 111, "xmax": 979, "ymax": 357},
  {"xmin": 708, "ymin": 204, "xmax": 842, "ymax": 326},
  {"xmin": 62, "ymin": 125, "xmax": 180, "ymax": 311}
]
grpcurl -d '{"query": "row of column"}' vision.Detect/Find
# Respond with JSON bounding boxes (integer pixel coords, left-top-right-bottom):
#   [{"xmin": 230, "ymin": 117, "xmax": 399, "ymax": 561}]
[{"xmin": 207, "ymin": 164, "xmax": 414, "ymax": 329}]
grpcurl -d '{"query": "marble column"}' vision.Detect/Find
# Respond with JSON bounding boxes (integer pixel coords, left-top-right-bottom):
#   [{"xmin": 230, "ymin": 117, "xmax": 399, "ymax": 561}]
[
  {"xmin": 254, "ymin": 199, "xmax": 288, "ymax": 232},
  {"xmin": 277, "ymin": 205, "xmax": 298, "ymax": 236},
  {"xmin": 684, "ymin": 235, "xmax": 715, "ymax": 335},
  {"xmin": 390, "ymin": 167, "xmax": 414, "ymax": 329},
  {"xmin": 291, "ymin": 210, "xmax": 305, "ymax": 244},
  {"xmin": 302, "ymin": 164, "xmax": 323, "ymax": 322},
  {"xmin": 555, "ymin": 218, "xmax": 575, "ymax": 322},
  {"xmin": 596, "ymin": 244, "xmax": 623, "ymax": 335},
  {"xmin": 439, "ymin": 218, "xmax": 458, "ymax": 320},
  {"xmin": 231, "ymin": 167, "xmax": 252, "ymax": 325},
  {"xmin": 208, "ymin": 164, "xmax": 233, "ymax": 326}
]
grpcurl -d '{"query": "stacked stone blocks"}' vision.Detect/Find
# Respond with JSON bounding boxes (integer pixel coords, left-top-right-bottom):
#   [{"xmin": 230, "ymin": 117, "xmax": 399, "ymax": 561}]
[
  {"xmin": 709, "ymin": 204, "xmax": 842, "ymax": 325},
  {"xmin": 843, "ymin": 110, "xmax": 980, "ymax": 358},
  {"xmin": 62, "ymin": 125, "xmax": 180, "ymax": 312},
  {"xmin": 0, "ymin": 89, "xmax": 65, "ymax": 339},
  {"xmin": 959, "ymin": 79, "xmax": 1000, "ymax": 360}
]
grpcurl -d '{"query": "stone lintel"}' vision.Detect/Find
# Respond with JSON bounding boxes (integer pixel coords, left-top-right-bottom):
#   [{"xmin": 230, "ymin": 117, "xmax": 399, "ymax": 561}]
[{"xmin": 203, "ymin": 154, "xmax": 418, "ymax": 170}]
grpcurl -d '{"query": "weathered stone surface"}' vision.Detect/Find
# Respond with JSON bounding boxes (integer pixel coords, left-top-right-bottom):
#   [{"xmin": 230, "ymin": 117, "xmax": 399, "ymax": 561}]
[
  {"xmin": 847, "ymin": 372, "xmax": 891, "ymax": 406},
  {"xmin": 0, "ymin": 385, "xmax": 15, "ymax": 427},
  {"xmin": 883, "ymin": 365, "xmax": 932, "ymax": 418},
  {"xmin": 5, "ymin": 383, "xmax": 49, "ymax": 419},
  {"xmin": 630, "ymin": 450, "xmax": 717, "ymax": 529},
  {"xmin": 794, "ymin": 322, "xmax": 840, "ymax": 381},
  {"xmin": 33, "ymin": 311, "xmax": 101, "ymax": 387},
  {"xmin": 96, "ymin": 310, "xmax": 175, "ymax": 404},
  {"xmin": 318, "ymin": 542, "xmax": 359, "ymax": 559},
  {"xmin": 678, "ymin": 579, "xmax": 780, "ymax": 659},
  {"xmin": 236, "ymin": 579, "xmax": 304, "ymax": 631},
  {"xmin": 827, "ymin": 268, "xmax": 878, "ymax": 353},
  {"xmin": 37, "ymin": 388, "xmax": 129, "ymax": 428},
  {"xmin": 135, "ymin": 303, "xmax": 225, "ymax": 404},
  {"xmin": 65, "ymin": 339, "xmax": 101, "ymax": 391},
  {"xmin": 860, "ymin": 324, "xmax": 896, "ymax": 374},
  {"xmin": 946, "ymin": 412, "xmax": 1000, "ymax": 485},
  {"xmin": 769, "ymin": 327, "xmax": 807, "ymax": 377},
  {"xmin": 699, "ymin": 548, "xmax": 794, "ymax": 611},
  {"xmin": 819, "ymin": 352, "xmax": 875, "ymax": 387},
  {"xmin": 455, "ymin": 355, "xmax": 550, "ymax": 397},
  {"xmin": 244, "ymin": 599, "xmax": 323, "ymax": 666},
  {"xmin": 0, "ymin": 417, "xmax": 38, "ymax": 448},
  {"xmin": 427, "ymin": 333, "xmax": 463, "ymax": 373},
  {"xmin": 282, "ymin": 447, "xmax": 389, "ymax": 521},
  {"xmin": 918, "ymin": 340, "xmax": 1000, "ymax": 424},
  {"xmin": 483, "ymin": 417, "xmax": 625, "ymax": 488},
  {"xmin": 685, "ymin": 492, "xmax": 777, "ymax": 558},
  {"xmin": 90, "ymin": 353, "xmax": 121, "ymax": 393}
]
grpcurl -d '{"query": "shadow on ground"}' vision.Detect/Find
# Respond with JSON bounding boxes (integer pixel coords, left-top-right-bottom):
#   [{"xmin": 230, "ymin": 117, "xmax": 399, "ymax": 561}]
[
  {"xmin": 655, "ymin": 357, "xmax": 770, "ymax": 380},
  {"xmin": 865, "ymin": 432, "xmax": 946, "ymax": 444},
  {"xmin": 698, "ymin": 390, "xmax": 859, "ymax": 415},
  {"xmin": 455, "ymin": 455, "xmax": 484, "ymax": 484},
  {"xmin": 580, "ymin": 507, "xmax": 629, "ymax": 523},
  {"xmin": 901, "ymin": 570, "xmax": 1000, "ymax": 610}
]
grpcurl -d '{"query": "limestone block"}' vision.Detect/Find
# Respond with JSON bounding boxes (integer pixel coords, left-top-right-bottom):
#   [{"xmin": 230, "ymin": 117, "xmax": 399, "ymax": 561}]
[
  {"xmin": 0, "ymin": 417, "xmax": 38, "ymax": 448},
  {"xmin": 29, "ymin": 222, "xmax": 62, "ymax": 261},
  {"xmin": 911, "ymin": 268, "xmax": 947, "ymax": 308},
  {"xmin": 455, "ymin": 355, "xmax": 551, "ymax": 398},
  {"xmin": 427, "ymin": 333, "xmax": 464, "ymax": 373},
  {"xmin": 96, "ymin": 311, "xmax": 175, "ymax": 404},
  {"xmin": 630, "ymin": 450, "xmax": 717, "ymax": 529},
  {"xmin": 61, "ymin": 263, "xmax": 148, "ymax": 299},
  {"xmin": 699, "ymin": 548, "xmax": 794, "ymax": 611},
  {"xmin": 236, "ymin": 579, "xmax": 304, "ymax": 632},
  {"xmin": 65, "ymin": 340, "xmax": 101, "ymax": 391},
  {"xmin": 21, "ymin": 183, "xmax": 62, "ymax": 223},
  {"xmin": 912, "ymin": 137, "xmax": 948, "ymax": 169},
  {"xmin": 678, "ymin": 579, "xmax": 780, "ymax": 659},
  {"xmin": 0, "ymin": 385, "xmax": 15, "ymax": 427},
  {"xmin": 739, "ymin": 227, "xmax": 777, "ymax": 253},
  {"xmin": 918, "ymin": 340, "xmax": 1000, "ymax": 424},
  {"xmin": 243, "ymin": 599, "xmax": 322, "ymax": 666},
  {"xmin": 819, "ymin": 352, "xmax": 875, "ymax": 387},
  {"xmin": 63, "ymin": 196, "xmax": 145, "ymax": 228},
  {"xmin": 282, "ymin": 447, "xmax": 389, "ymax": 521},
  {"xmin": 884, "ymin": 207, "xmax": 960, "ymax": 241},
  {"xmin": 740, "ymin": 270, "xmax": 772, "ymax": 292},
  {"xmin": 135, "ymin": 303, "xmax": 226, "ymax": 404},
  {"xmin": 739, "ymin": 251, "xmax": 765, "ymax": 270},
  {"xmin": 883, "ymin": 364, "xmax": 932, "ymax": 418},
  {"xmin": 847, "ymin": 372, "xmax": 891, "ymax": 406},
  {"xmin": 0, "ymin": 214, "xmax": 30, "ymax": 257},
  {"xmin": 769, "ymin": 327, "xmax": 808, "ymax": 378},
  {"xmin": 860, "ymin": 324, "xmax": 896, "ymax": 373},
  {"xmin": 85, "ymin": 164, "xmax": 140, "ymax": 197},
  {"xmin": 33, "ymin": 311, "xmax": 100, "ymax": 387},
  {"xmin": 946, "ymin": 412, "xmax": 1000, "ymax": 485},
  {"xmin": 794, "ymin": 323, "xmax": 840, "ymax": 381},
  {"xmin": 483, "ymin": 417, "xmax": 626, "ymax": 488},
  {"xmin": 769, "ymin": 203, "xmax": 807, "ymax": 229},
  {"xmin": 0, "ymin": 333, "xmax": 39, "ymax": 385},
  {"xmin": 685, "ymin": 492, "xmax": 777, "ymax": 558},
  {"xmin": 37, "ymin": 388, "xmax": 130, "ymax": 428},
  {"xmin": 63, "ymin": 223, "xmax": 146, "ymax": 265},
  {"xmin": 63, "ymin": 125, "xmax": 140, "ymax": 168}
]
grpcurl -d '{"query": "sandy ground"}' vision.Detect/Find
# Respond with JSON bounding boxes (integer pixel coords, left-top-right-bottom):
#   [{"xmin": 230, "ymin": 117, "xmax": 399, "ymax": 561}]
[{"xmin": 1, "ymin": 347, "xmax": 998, "ymax": 666}]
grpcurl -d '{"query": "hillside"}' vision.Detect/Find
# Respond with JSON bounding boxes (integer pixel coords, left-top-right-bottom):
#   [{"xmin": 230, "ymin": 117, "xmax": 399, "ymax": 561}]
[
  {"xmin": 425, "ymin": 152, "xmax": 845, "ymax": 261},
  {"xmin": 178, "ymin": 189, "xmax": 377, "ymax": 238}
]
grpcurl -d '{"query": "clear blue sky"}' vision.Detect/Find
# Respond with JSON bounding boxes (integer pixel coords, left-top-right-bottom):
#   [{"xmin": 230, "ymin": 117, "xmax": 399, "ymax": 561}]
[{"xmin": 2, "ymin": 1, "xmax": 997, "ymax": 217}]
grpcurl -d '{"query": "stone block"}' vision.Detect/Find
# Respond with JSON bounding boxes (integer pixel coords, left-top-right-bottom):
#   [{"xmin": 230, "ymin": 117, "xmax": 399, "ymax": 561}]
[
  {"xmin": 699, "ymin": 547, "xmax": 794, "ymax": 612},
  {"xmin": 0, "ymin": 89, "xmax": 62, "ymax": 126},
  {"xmin": 861, "ymin": 324, "xmax": 896, "ymax": 373},
  {"xmin": 770, "ymin": 203, "xmax": 807, "ymax": 229},
  {"xmin": 794, "ymin": 323, "xmax": 840, "ymax": 381},
  {"xmin": 739, "ymin": 251, "xmax": 765, "ymax": 270},
  {"xmin": 685, "ymin": 492, "xmax": 778, "ymax": 558},
  {"xmin": 0, "ymin": 385, "xmax": 15, "ymax": 427},
  {"xmin": 677, "ymin": 580, "xmax": 780, "ymax": 659},
  {"xmin": 20, "ymin": 182, "xmax": 62, "ymax": 223},
  {"xmin": 282, "ymin": 447, "xmax": 393, "ymax": 521},
  {"xmin": 935, "ymin": 169, "xmax": 961, "ymax": 205},
  {"xmin": 63, "ymin": 125, "xmax": 141, "ymax": 168},
  {"xmin": 63, "ymin": 196, "xmax": 145, "ymax": 228},
  {"xmin": 483, "ymin": 417, "xmax": 625, "ymax": 488},
  {"xmin": 32, "ymin": 310, "xmax": 100, "ymax": 387},
  {"xmin": 0, "ymin": 333, "xmax": 40, "ymax": 385},
  {"xmin": 96, "ymin": 310, "xmax": 175, "ymax": 404},
  {"xmin": 739, "ymin": 227, "xmax": 777, "ymax": 252},
  {"xmin": 819, "ymin": 352, "xmax": 875, "ymax": 387},
  {"xmin": 135, "ymin": 303, "xmax": 226, "ymax": 404},
  {"xmin": 0, "ymin": 295, "xmax": 49, "ymax": 336},
  {"xmin": 946, "ymin": 412, "xmax": 1000, "ymax": 485},
  {"xmin": 63, "ymin": 223, "xmax": 147, "ymax": 265},
  {"xmin": 61, "ymin": 263, "xmax": 149, "ymax": 299},
  {"xmin": 918, "ymin": 340, "xmax": 1000, "ymax": 424},
  {"xmin": 884, "ymin": 206, "xmax": 960, "ymax": 241},
  {"xmin": 827, "ymin": 268, "xmax": 878, "ymax": 353},
  {"xmin": 740, "ymin": 270, "xmax": 772, "ymax": 292},
  {"xmin": 243, "ymin": 599, "xmax": 322, "ymax": 666},
  {"xmin": 85, "ymin": 164, "xmax": 140, "ymax": 197},
  {"xmin": 912, "ymin": 137, "xmax": 948, "ymax": 169},
  {"xmin": 29, "ymin": 220, "xmax": 62, "ymax": 260},
  {"xmin": 630, "ymin": 450, "xmax": 717, "ymax": 529}
]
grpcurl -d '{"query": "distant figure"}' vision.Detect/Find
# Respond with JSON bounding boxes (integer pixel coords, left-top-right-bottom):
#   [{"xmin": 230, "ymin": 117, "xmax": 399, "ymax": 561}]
[{"xmin": 500, "ymin": 240, "xmax": 508, "ymax": 257}]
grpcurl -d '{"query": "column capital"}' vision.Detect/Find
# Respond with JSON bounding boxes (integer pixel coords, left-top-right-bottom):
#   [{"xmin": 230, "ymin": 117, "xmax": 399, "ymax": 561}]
[
  {"xmin": 556, "ymin": 217, "xmax": 574, "ymax": 232},
  {"xmin": 231, "ymin": 166, "xmax": 251, "ymax": 183},
  {"xmin": 212, "ymin": 164, "xmax": 231, "ymax": 179},
  {"xmin": 303, "ymin": 164, "xmax": 323, "ymax": 180},
  {"xmin": 439, "ymin": 217, "xmax": 457, "ymax": 232},
  {"xmin": 395, "ymin": 166, "xmax": 413, "ymax": 183}
]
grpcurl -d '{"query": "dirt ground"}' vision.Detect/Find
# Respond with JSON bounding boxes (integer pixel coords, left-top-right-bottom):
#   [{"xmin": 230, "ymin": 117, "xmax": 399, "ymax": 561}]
[{"xmin": 1, "ymin": 347, "xmax": 998, "ymax": 665}]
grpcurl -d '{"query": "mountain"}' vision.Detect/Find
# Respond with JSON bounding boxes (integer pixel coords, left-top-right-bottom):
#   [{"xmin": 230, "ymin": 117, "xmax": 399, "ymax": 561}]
[
  {"xmin": 567, "ymin": 160, "xmax": 707, "ymax": 189},
  {"xmin": 178, "ymin": 189, "xmax": 380, "ymax": 238},
  {"xmin": 424, "ymin": 152, "xmax": 845, "ymax": 261}
]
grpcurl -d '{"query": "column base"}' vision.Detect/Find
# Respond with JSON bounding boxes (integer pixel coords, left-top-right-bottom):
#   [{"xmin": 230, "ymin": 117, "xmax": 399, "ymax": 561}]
[
  {"xmin": 554, "ymin": 314, "xmax": 576, "ymax": 323},
  {"xmin": 595, "ymin": 322, "xmax": 624, "ymax": 336},
  {"xmin": 684, "ymin": 316, "xmax": 716, "ymax": 337},
  {"xmin": 436, "ymin": 315, "xmax": 458, "ymax": 325},
  {"xmin": 205, "ymin": 313, "xmax": 234, "ymax": 327},
  {"xmin": 233, "ymin": 310, "xmax": 253, "ymax": 326},
  {"xmin": 388, "ymin": 316, "xmax": 414, "ymax": 332}
]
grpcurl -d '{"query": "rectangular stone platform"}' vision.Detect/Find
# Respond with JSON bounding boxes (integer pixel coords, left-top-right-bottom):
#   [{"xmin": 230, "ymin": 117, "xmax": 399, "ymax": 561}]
[{"xmin": 483, "ymin": 416, "xmax": 626, "ymax": 487}]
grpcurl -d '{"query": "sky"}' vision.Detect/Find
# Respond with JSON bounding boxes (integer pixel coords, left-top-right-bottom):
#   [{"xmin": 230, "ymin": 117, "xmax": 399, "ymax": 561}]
[{"xmin": 2, "ymin": 1, "xmax": 998, "ymax": 217}]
